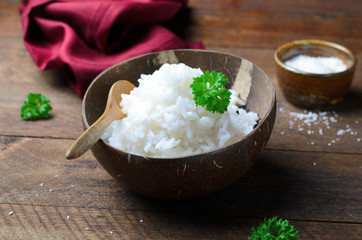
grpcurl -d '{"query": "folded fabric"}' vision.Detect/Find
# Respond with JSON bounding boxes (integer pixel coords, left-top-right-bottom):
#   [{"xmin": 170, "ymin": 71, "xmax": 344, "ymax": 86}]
[{"xmin": 20, "ymin": 0, "xmax": 204, "ymax": 97}]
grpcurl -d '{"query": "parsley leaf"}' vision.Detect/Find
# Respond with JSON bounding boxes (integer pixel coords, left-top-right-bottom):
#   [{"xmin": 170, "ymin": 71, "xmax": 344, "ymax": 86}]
[
  {"xmin": 249, "ymin": 216, "xmax": 300, "ymax": 240},
  {"xmin": 21, "ymin": 93, "xmax": 52, "ymax": 120},
  {"xmin": 190, "ymin": 70, "xmax": 231, "ymax": 114}
]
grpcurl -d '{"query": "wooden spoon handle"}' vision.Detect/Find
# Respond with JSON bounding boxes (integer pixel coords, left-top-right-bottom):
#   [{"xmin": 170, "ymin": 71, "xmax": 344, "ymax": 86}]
[{"xmin": 65, "ymin": 108, "xmax": 124, "ymax": 160}]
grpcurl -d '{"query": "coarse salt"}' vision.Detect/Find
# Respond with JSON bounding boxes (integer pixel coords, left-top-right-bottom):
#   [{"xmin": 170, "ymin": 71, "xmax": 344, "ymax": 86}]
[
  {"xmin": 285, "ymin": 55, "xmax": 347, "ymax": 74},
  {"xmin": 284, "ymin": 110, "xmax": 360, "ymax": 147},
  {"xmin": 337, "ymin": 129, "xmax": 346, "ymax": 136}
]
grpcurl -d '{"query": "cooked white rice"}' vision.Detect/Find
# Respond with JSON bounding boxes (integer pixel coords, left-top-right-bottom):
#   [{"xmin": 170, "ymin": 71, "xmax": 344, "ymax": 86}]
[{"xmin": 102, "ymin": 63, "xmax": 259, "ymax": 158}]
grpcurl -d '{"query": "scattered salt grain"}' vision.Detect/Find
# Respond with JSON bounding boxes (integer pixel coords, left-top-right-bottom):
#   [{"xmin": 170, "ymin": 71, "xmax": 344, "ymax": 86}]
[
  {"xmin": 49, "ymin": 189, "xmax": 54, "ymax": 192},
  {"xmin": 337, "ymin": 130, "xmax": 345, "ymax": 136},
  {"xmin": 40, "ymin": 183, "xmax": 44, "ymax": 187},
  {"xmin": 284, "ymin": 110, "xmax": 359, "ymax": 147},
  {"xmin": 67, "ymin": 216, "xmax": 70, "ymax": 220},
  {"xmin": 139, "ymin": 219, "xmax": 144, "ymax": 223},
  {"xmin": 280, "ymin": 131, "xmax": 285, "ymax": 135},
  {"xmin": 284, "ymin": 55, "xmax": 347, "ymax": 74},
  {"xmin": 313, "ymin": 162, "xmax": 316, "ymax": 166},
  {"xmin": 330, "ymin": 117, "xmax": 337, "ymax": 123},
  {"xmin": 9, "ymin": 211, "xmax": 14, "ymax": 216},
  {"xmin": 110, "ymin": 231, "xmax": 113, "ymax": 235}
]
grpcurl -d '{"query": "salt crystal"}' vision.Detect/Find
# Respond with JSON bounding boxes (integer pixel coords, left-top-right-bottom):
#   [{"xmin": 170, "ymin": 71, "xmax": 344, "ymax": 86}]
[
  {"xmin": 110, "ymin": 231, "xmax": 113, "ymax": 234},
  {"xmin": 280, "ymin": 131, "xmax": 285, "ymax": 135},
  {"xmin": 327, "ymin": 143, "xmax": 331, "ymax": 146},
  {"xmin": 319, "ymin": 129, "xmax": 323, "ymax": 135},
  {"xmin": 313, "ymin": 162, "xmax": 316, "ymax": 166},
  {"xmin": 67, "ymin": 216, "xmax": 70, "ymax": 220},
  {"xmin": 358, "ymin": 138, "xmax": 361, "ymax": 142},
  {"xmin": 284, "ymin": 55, "xmax": 347, "ymax": 74},
  {"xmin": 9, "ymin": 211, "xmax": 14, "ymax": 216},
  {"xmin": 49, "ymin": 189, "xmax": 54, "ymax": 192},
  {"xmin": 140, "ymin": 219, "xmax": 144, "ymax": 223},
  {"xmin": 40, "ymin": 183, "xmax": 44, "ymax": 187},
  {"xmin": 337, "ymin": 130, "xmax": 345, "ymax": 136},
  {"xmin": 330, "ymin": 117, "xmax": 337, "ymax": 123}
]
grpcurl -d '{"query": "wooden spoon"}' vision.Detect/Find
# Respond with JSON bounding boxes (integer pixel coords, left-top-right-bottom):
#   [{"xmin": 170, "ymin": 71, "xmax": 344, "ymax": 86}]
[{"xmin": 65, "ymin": 80, "xmax": 135, "ymax": 159}]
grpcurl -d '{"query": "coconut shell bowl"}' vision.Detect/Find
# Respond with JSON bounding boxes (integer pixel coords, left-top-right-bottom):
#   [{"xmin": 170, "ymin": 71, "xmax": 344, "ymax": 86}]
[
  {"xmin": 82, "ymin": 49, "xmax": 276, "ymax": 199},
  {"xmin": 275, "ymin": 39, "xmax": 356, "ymax": 109}
]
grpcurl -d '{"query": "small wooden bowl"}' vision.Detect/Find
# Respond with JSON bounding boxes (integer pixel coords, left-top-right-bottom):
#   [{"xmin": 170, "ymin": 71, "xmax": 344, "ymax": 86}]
[
  {"xmin": 82, "ymin": 49, "xmax": 276, "ymax": 199},
  {"xmin": 274, "ymin": 39, "xmax": 356, "ymax": 109}
]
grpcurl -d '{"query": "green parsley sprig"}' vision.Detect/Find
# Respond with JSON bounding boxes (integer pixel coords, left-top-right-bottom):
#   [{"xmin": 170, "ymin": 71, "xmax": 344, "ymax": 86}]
[
  {"xmin": 21, "ymin": 93, "xmax": 52, "ymax": 120},
  {"xmin": 190, "ymin": 70, "xmax": 231, "ymax": 114},
  {"xmin": 249, "ymin": 216, "xmax": 300, "ymax": 240}
]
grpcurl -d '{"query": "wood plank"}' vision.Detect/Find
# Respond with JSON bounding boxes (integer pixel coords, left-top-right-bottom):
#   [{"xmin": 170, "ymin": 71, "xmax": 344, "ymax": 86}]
[
  {"xmin": 0, "ymin": 2, "xmax": 22, "ymax": 37},
  {"xmin": 1, "ymin": 204, "xmax": 361, "ymax": 240},
  {"xmin": 0, "ymin": 36, "xmax": 83, "ymax": 139},
  {"xmin": 1, "ymin": 136, "xmax": 361, "ymax": 223},
  {"xmin": 176, "ymin": 0, "xmax": 362, "ymax": 52},
  {"xmin": 189, "ymin": 0, "xmax": 362, "ymax": 17},
  {"xmin": 188, "ymin": 29, "xmax": 361, "ymax": 53}
]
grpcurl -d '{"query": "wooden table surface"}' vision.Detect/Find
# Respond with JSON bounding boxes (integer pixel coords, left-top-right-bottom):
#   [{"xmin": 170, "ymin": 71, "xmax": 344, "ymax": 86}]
[{"xmin": 1, "ymin": 0, "xmax": 361, "ymax": 239}]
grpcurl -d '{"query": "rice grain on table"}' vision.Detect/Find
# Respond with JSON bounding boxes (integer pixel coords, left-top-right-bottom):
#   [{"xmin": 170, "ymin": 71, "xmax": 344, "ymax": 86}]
[{"xmin": 102, "ymin": 63, "xmax": 259, "ymax": 158}]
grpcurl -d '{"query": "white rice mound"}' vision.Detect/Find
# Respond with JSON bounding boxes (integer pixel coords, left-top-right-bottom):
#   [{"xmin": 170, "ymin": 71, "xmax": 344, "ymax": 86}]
[{"xmin": 102, "ymin": 63, "xmax": 259, "ymax": 158}]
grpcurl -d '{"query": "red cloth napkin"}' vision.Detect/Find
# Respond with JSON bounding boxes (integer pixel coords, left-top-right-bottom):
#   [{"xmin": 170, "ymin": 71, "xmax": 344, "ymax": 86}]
[{"xmin": 20, "ymin": 0, "xmax": 204, "ymax": 97}]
